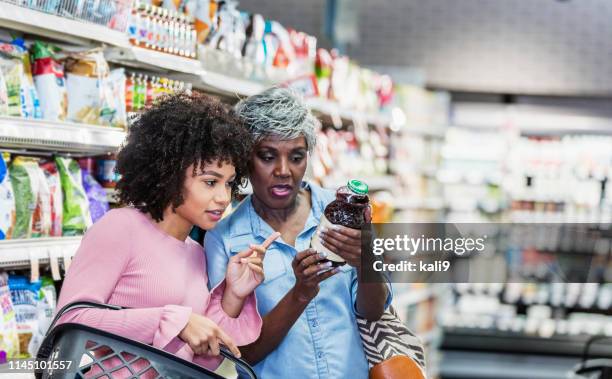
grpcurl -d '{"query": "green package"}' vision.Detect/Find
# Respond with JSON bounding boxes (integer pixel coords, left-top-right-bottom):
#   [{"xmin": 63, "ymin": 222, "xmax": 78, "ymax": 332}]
[
  {"xmin": 55, "ymin": 157, "xmax": 92, "ymax": 236},
  {"xmin": 9, "ymin": 157, "xmax": 36, "ymax": 239}
]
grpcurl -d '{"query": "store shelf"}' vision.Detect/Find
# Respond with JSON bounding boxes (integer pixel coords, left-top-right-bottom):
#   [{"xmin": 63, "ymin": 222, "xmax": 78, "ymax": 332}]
[
  {"xmin": 395, "ymin": 287, "xmax": 439, "ymax": 307},
  {"xmin": 441, "ymin": 328, "xmax": 612, "ymax": 358},
  {"xmin": 105, "ymin": 47, "xmax": 202, "ymax": 75},
  {"xmin": 195, "ymin": 70, "xmax": 267, "ymax": 98},
  {"xmin": 0, "ymin": 2, "xmax": 129, "ymax": 47},
  {"xmin": 0, "ymin": 237, "xmax": 81, "ymax": 269},
  {"xmin": 394, "ymin": 197, "xmax": 445, "ymax": 211},
  {"xmin": 305, "ymin": 98, "xmax": 391, "ymax": 127},
  {"xmin": 0, "ymin": 117, "xmax": 125, "ymax": 154},
  {"xmin": 439, "ymin": 350, "xmax": 578, "ymax": 379}
]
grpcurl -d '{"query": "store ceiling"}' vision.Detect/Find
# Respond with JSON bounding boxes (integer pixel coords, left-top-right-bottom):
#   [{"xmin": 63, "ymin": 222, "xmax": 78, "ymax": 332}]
[{"xmin": 244, "ymin": 0, "xmax": 612, "ymax": 97}]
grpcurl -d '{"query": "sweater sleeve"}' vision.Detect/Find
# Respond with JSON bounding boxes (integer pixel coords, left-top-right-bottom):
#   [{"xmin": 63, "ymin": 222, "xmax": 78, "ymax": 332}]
[
  {"xmin": 204, "ymin": 280, "xmax": 262, "ymax": 347},
  {"xmin": 55, "ymin": 210, "xmax": 192, "ymax": 352}
]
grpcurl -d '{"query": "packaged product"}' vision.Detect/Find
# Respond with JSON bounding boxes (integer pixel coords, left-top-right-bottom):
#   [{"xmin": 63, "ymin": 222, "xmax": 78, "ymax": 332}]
[
  {"xmin": 8, "ymin": 275, "xmax": 41, "ymax": 358},
  {"xmin": 29, "ymin": 277, "xmax": 56, "ymax": 355},
  {"xmin": 10, "ymin": 157, "xmax": 52, "ymax": 238},
  {"xmin": 96, "ymin": 156, "xmax": 118, "ymax": 188},
  {"xmin": 194, "ymin": 0, "xmax": 218, "ymax": 44},
  {"xmin": 109, "ymin": 68, "xmax": 127, "ymax": 129},
  {"xmin": 39, "ymin": 160, "xmax": 63, "ymax": 237},
  {"xmin": 0, "ymin": 272, "xmax": 19, "ymax": 359},
  {"xmin": 9, "ymin": 157, "xmax": 37, "ymax": 239},
  {"xmin": 0, "ymin": 41, "xmax": 43, "ymax": 119},
  {"xmin": 81, "ymin": 168, "xmax": 109, "ymax": 223},
  {"xmin": 0, "ymin": 66, "xmax": 8, "ymax": 116},
  {"xmin": 31, "ymin": 41, "xmax": 67, "ymax": 121},
  {"xmin": 65, "ymin": 50, "xmax": 116, "ymax": 125},
  {"xmin": 12, "ymin": 39, "xmax": 42, "ymax": 119},
  {"xmin": 0, "ymin": 153, "xmax": 15, "ymax": 240},
  {"xmin": 0, "ymin": 42, "xmax": 28, "ymax": 117},
  {"xmin": 30, "ymin": 161, "xmax": 52, "ymax": 238},
  {"xmin": 55, "ymin": 157, "xmax": 92, "ymax": 236}
]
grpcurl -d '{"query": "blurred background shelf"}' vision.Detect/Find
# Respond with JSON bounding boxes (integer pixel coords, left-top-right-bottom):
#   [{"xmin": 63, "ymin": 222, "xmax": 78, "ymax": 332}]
[{"xmin": 0, "ymin": 117, "xmax": 125, "ymax": 154}]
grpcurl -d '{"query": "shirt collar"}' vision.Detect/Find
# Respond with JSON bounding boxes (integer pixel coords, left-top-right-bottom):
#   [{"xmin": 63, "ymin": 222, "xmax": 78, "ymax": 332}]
[{"xmin": 230, "ymin": 181, "xmax": 329, "ymax": 240}]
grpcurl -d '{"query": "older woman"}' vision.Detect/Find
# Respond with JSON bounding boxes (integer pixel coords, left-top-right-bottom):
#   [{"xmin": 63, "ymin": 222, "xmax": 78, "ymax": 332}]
[{"xmin": 205, "ymin": 87, "xmax": 392, "ymax": 378}]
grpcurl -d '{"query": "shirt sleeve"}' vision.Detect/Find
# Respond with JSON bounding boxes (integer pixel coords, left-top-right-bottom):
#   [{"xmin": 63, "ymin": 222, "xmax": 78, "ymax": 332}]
[
  {"xmin": 55, "ymin": 210, "xmax": 191, "ymax": 353},
  {"xmin": 203, "ymin": 227, "xmax": 230, "ymax": 289},
  {"xmin": 203, "ymin": 228, "xmax": 262, "ymax": 346}
]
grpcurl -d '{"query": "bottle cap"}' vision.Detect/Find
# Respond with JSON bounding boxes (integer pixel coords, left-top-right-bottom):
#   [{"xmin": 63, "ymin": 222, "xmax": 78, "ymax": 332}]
[{"xmin": 347, "ymin": 179, "xmax": 368, "ymax": 195}]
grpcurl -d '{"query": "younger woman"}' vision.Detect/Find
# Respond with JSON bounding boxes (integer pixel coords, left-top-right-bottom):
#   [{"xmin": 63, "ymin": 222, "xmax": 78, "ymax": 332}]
[{"xmin": 56, "ymin": 93, "xmax": 277, "ymax": 375}]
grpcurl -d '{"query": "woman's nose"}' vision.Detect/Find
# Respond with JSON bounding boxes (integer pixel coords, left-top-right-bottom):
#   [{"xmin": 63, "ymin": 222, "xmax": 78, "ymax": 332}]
[{"xmin": 273, "ymin": 158, "xmax": 290, "ymax": 177}]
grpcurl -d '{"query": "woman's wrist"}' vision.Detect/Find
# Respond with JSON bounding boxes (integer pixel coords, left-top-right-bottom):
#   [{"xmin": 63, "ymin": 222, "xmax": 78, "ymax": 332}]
[{"xmin": 221, "ymin": 285, "xmax": 247, "ymax": 318}]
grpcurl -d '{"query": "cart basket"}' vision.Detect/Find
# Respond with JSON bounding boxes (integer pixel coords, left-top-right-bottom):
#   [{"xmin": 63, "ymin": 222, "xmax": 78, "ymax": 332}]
[{"xmin": 35, "ymin": 301, "xmax": 258, "ymax": 379}]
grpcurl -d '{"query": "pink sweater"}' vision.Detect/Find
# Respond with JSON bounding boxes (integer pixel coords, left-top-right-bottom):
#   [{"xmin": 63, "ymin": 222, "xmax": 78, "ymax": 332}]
[{"xmin": 56, "ymin": 207, "xmax": 261, "ymax": 376}]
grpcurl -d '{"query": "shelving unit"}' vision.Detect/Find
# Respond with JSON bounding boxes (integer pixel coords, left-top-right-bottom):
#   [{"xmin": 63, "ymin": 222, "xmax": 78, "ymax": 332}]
[
  {"xmin": 0, "ymin": 117, "xmax": 125, "ymax": 154},
  {"xmin": 0, "ymin": 237, "xmax": 81, "ymax": 269},
  {"xmin": 0, "ymin": 2, "xmax": 129, "ymax": 47}
]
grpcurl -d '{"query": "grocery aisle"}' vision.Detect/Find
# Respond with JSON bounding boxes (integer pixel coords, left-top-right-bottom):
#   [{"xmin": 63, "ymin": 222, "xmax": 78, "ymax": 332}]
[{"xmin": 0, "ymin": 1, "xmax": 611, "ymax": 379}]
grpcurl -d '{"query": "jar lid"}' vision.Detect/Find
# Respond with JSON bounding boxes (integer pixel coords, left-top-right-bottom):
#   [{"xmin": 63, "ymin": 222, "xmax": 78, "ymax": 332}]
[{"xmin": 347, "ymin": 179, "xmax": 369, "ymax": 195}]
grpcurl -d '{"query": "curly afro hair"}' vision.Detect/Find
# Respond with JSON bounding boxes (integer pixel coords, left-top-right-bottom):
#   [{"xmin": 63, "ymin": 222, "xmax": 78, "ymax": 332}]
[{"xmin": 115, "ymin": 92, "xmax": 252, "ymax": 221}]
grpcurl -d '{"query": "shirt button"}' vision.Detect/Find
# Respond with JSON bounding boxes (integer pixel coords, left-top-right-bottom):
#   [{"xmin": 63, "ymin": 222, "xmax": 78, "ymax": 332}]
[
  {"xmin": 312, "ymin": 320, "xmax": 319, "ymax": 328},
  {"xmin": 317, "ymin": 352, "xmax": 324, "ymax": 359}
]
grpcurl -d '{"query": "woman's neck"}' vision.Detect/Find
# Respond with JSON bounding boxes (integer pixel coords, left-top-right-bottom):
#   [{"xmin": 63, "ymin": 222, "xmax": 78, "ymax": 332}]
[
  {"xmin": 153, "ymin": 208, "xmax": 192, "ymax": 242},
  {"xmin": 252, "ymin": 190, "xmax": 303, "ymax": 225}
]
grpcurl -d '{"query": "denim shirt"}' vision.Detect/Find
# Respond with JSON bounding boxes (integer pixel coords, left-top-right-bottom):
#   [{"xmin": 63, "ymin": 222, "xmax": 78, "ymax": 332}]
[{"xmin": 205, "ymin": 181, "xmax": 392, "ymax": 379}]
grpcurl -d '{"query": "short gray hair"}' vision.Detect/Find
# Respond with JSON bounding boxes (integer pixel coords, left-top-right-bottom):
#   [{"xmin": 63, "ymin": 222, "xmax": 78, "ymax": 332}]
[{"xmin": 234, "ymin": 87, "xmax": 318, "ymax": 153}]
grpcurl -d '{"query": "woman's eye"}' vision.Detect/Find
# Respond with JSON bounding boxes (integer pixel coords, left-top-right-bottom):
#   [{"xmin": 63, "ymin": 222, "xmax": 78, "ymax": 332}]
[
  {"xmin": 292, "ymin": 155, "xmax": 304, "ymax": 162},
  {"xmin": 260, "ymin": 155, "xmax": 274, "ymax": 162},
  {"xmin": 204, "ymin": 180, "xmax": 216, "ymax": 187}
]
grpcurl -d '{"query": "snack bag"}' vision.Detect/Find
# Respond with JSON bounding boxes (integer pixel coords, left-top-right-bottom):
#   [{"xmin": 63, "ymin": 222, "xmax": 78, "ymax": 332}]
[
  {"xmin": 82, "ymin": 168, "xmax": 109, "ymax": 223},
  {"xmin": 0, "ymin": 42, "xmax": 27, "ymax": 117},
  {"xmin": 8, "ymin": 275, "xmax": 41, "ymax": 358},
  {"xmin": 13, "ymin": 39, "xmax": 42, "ymax": 119},
  {"xmin": 0, "ymin": 272, "xmax": 19, "ymax": 359},
  {"xmin": 0, "ymin": 153, "xmax": 15, "ymax": 240},
  {"xmin": 0, "ymin": 67, "xmax": 8, "ymax": 116},
  {"xmin": 65, "ymin": 50, "xmax": 115, "ymax": 125},
  {"xmin": 30, "ymin": 163, "xmax": 52, "ymax": 238},
  {"xmin": 55, "ymin": 157, "xmax": 92, "ymax": 236},
  {"xmin": 39, "ymin": 160, "xmax": 63, "ymax": 237},
  {"xmin": 0, "ymin": 41, "xmax": 42, "ymax": 119},
  {"xmin": 9, "ymin": 157, "xmax": 37, "ymax": 239},
  {"xmin": 31, "ymin": 41, "xmax": 67, "ymax": 121}
]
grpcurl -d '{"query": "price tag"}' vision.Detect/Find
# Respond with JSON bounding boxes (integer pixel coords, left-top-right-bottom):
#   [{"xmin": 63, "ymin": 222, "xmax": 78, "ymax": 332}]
[
  {"xmin": 29, "ymin": 247, "xmax": 47, "ymax": 283},
  {"xmin": 49, "ymin": 247, "xmax": 62, "ymax": 281},
  {"xmin": 62, "ymin": 244, "xmax": 77, "ymax": 273}
]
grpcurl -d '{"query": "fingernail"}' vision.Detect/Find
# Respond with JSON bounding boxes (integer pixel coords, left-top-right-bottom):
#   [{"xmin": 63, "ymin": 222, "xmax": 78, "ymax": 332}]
[
  {"xmin": 240, "ymin": 258, "xmax": 248, "ymax": 263},
  {"xmin": 320, "ymin": 227, "xmax": 328, "ymax": 234},
  {"xmin": 323, "ymin": 261, "xmax": 332, "ymax": 268},
  {"xmin": 318, "ymin": 251, "xmax": 327, "ymax": 258}
]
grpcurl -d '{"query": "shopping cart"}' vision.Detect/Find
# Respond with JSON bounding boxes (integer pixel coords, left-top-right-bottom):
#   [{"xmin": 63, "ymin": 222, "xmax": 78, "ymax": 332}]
[
  {"xmin": 35, "ymin": 301, "xmax": 257, "ymax": 379},
  {"xmin": 569, "ymin": 336, "xmax": 612, "ymax": 379}
]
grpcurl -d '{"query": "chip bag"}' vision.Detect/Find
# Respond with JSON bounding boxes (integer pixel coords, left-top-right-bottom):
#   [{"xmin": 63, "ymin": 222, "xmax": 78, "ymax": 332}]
[
  {"xmin": 0, "ymin": 153, "xmax": 15, "ymax": 240},
  {"xmin": 55, "ymin": 157, "xmax": 92, "ymax": 236}
]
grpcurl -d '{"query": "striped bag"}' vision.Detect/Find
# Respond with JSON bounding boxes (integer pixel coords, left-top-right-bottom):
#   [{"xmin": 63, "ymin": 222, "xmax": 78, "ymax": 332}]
[{"xmin": 357, "ymin": 305, "xmax": 427, "ymax": 379}]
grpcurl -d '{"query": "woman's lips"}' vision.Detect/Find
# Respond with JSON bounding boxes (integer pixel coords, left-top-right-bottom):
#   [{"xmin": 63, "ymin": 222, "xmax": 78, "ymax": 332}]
[
  {"xmin": 269, "ymin": 185, "xmax": 293, "ymax": 198},
  {"xmin": 205, "ymin": 210, "xmax": 223, "ymax": 221}
]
